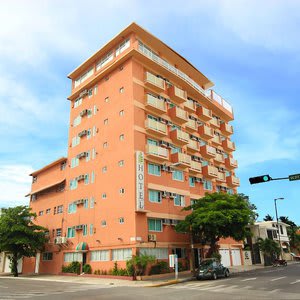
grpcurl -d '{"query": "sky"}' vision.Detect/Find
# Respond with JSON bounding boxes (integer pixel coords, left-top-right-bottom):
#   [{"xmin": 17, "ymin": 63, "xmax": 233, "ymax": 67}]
[{"xmin": 0, "ymin": 0, "xmax": 299, "ymax": 224}]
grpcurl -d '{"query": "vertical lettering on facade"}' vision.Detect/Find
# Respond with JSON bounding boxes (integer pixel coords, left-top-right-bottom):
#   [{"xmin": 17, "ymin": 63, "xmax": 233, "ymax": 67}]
[{"xmin": 136, "ymin": 151, "xmax": 144, "ymax": 211}]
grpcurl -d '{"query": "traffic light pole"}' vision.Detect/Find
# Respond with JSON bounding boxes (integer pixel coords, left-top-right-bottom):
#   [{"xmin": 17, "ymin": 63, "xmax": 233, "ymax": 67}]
[{"xmin": 249, "ymin": 173, "xmax": 300, "ymax": 184}]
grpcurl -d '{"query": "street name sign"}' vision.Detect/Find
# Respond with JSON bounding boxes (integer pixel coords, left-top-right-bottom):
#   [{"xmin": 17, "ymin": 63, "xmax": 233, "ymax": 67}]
[{"xmin": 288, "ymin": 173, "xmax": 300, "ymax": 181}]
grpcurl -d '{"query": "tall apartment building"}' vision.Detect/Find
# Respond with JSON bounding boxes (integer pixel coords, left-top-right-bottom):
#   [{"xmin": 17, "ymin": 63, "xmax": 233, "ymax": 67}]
[{"xmin": 23, "ymin": 23, "xmax": 240, "ymax": 274}]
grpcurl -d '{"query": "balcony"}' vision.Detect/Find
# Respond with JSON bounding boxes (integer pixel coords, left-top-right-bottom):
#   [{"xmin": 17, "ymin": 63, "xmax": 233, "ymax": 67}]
[
  {"xmin": 185, "ymin": 119, "xmax": 198, "ymax": 132},
  {"xmin": 187, "ymin": 139, "xmax": 199, "ymax": 153},
  {"xmin": 211, "ymin": 135, "xmax": 222, "ymax": 146},
  {"xmin": 210, "ymin": 118, "xmax": 220, "ymax": 128},
  {"xmin": 198, "ymin": 124, "xmax": 214, "ymax": 140},
  {"xmin": 145, "ymin": 119, "xmax": 168, "ymax": 137},
  {"xmin": 168, "ymin": 85, "xmax": 187, "ymax": 104},
  {"xmin": 226, "ymin": 175, "xmax": 240, "ymax": 187},
  {"xmin": 170, "ymin": 129, "xmax": 189, "ymax": 145},
  {"xmin": 168, "ymin": 106, "xmax": 188, "ymax": 124},
  {"xmin": 145, "ymin": 94, "xmax": 166, "ymax": 114},
  {"xmin": 220, "ymin": 122, "xmax": 233, "ymax": 136},
  {"xmin": 216, "ymin": 172, "xmax": 226, "ymax": 183},
  {"xmin": 184, "ymin": 99, "xmax": 196, "ymax": 113},
  {"xmin": 222, "ymin": 139, "xmax": 236, "ymax": 151},
  {"xmin": 171, "ymin": 152, "xmax": 191, "ymax": 168},
  {"xmin": 146, "ymin": 144, "xmax": 169, "ymax": 161},
  {"xmin": 197, "ymin": 106, "xmax": 212, "ymax": 122},
  {"xmin": 214, "ymin": 153, "xmax": 225, "ymax": 164},
  {"xmin": 202, "ymin": 165, "xmax": 218, "ymax": 179},
  {"xmin": 189, "ymin": 161, "xmax": 202, "ymax": 174},
  {"xmin": 200, "ymin": 145, "xmax": 216, "ymax": 159},
  {"xmin": 225, "ymin": 157, "xmax": 238, "ymax": 169},
  {"xmin": 144, "ymin": 72, "xmax": 165, "ymax": 92}
]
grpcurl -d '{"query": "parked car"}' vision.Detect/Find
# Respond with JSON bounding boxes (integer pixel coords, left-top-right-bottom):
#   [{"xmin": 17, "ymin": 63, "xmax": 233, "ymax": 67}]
[{"xmin": 195, "ymin": 258, "xmax": 229, "ymax": 280}]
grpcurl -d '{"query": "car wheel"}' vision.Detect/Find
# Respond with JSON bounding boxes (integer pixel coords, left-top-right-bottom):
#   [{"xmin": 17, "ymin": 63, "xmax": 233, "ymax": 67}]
[
  {"xmin": 212, "ymin": 272, "xmax": 217, "ymax": 280},
  {"xmin": 196, "ymin": 276, "xmax": 201, "ymax": 280},
  {"xmin": 224, "ymin": 270, "xmax": 229, "ymax": 278}
]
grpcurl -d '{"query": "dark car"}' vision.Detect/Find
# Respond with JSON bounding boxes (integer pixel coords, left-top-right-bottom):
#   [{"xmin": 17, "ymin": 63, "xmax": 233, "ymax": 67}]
[{"xmin": 195, "ymin": 258, "xmax": 229, "ymax": 280}]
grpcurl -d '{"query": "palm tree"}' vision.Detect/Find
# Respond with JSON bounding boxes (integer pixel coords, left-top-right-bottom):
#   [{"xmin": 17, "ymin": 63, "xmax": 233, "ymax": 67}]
[
  {"xmin": 263, "ymin": 214, "xmax": 273, "ymax": 221},
  {"xmin": 257, "ymin": 238, "xmax": 280, "ymax": 265}
]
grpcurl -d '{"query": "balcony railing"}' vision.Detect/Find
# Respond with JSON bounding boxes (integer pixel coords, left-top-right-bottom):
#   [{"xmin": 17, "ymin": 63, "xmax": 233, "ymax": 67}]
[
  {"xmin": 222, "ymin": 139, "xmax": 236, "ymax": 151},
  {"xmin": 220, "ymin": 122, "xmax": 233, "ymax": 135},
  {"xmin": 170, "ymin": 129, "xmax": 189, "ymax": 145},
  {"xmin": 216, "ymin": 172, "xmax": 226, "ymax": 182},
  {"xmin": 197, "ymin": 106, "xmax": 212, "ymax": 121},
  {"xmin": 198, "ymin": 124, "xmax": 213, "ymax": 139},
  {"xmin": 146, "ymin": 144, "xmax": 169, "ymax": 160},
  {"xmin": 187, "ymin": 139, "xmax": 199, "ymax": 152},
  {"xmin": 171, "ymin": 152, "xmax": 191, "ymax": 167},
  {"xmin": 210, "ymin": 118, "xmax": 220, "ymax": 128},
  {"xmin": 185, "ymin": 119, "xmax": 198, "ymax": 132},
  {"xmin": 226, "ymin": 175, "xmax": 240, "ymax": 187},
  {"xmin": 225, "ymin": 157, "xmax": 238, "ymax": 169},
  {"xmin": 145, "ymin": 72, "xmax": 165, "ymax": 91},
  {"xmin": 202, "ymin": 165, "xmax": 218, "ymax": 178},
  {"xmin": 145, "ymin": 119, "xmax": 167, "ymax": 136},
  {"xmin": 214, "ymin": 153, "xmax": 225, "ymax": 164},
  {"xmin": 168, "ymin": 85, "xmax": 187, "ymax": 104},
  {"xmin": 211, "ymin": 135, "xmax": 222, "ymax": 145},
  {"xmin": 168, "ymin": 106, "xmax": 188, "ymax": 124},
  {"xmin": 184, "ymin": 99, "xmax": 196, "ymax": 112},
  {"xmin": 145, "ymin": 94, "xmax": 166, "ymax": 113},
  {"xmin": 190, "ymin": 161, "xmax": 202, "ymax": 173},
  {"xmin": 200, "ymin": 145, "xmax": 216, "ymax": 158}
]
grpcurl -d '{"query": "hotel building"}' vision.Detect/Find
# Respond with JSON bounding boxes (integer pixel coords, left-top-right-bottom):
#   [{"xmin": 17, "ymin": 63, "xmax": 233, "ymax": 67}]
[{"xmin": 23, "ymin": 23, "xmax": 240, "ymax": 274}]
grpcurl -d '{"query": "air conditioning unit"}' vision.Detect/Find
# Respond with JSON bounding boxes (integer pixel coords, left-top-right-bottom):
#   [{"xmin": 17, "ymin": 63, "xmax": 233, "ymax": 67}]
[
  {"xmin": 148, "ymin": 234, "xmax": 157, "ymax": 242},
  {"xmin": 190, "ymin": 135, "xmax": 198, "ymax": 141},
  {"xmin": 78, "ymin": 130, "xmax": 88, "ymax": 137},
  {"xmin": 159, "ymin": 141, "xmax": 169, "ymax": 148},
  {"xmin": 162, "ymin": 219, "xmax": 171, "ymax": 225},
  {"xmin": 75, "ymin": 225, "xmax": 84, "ymax": 230},
  {"xmin": 169, "ymin": 193, "xmax": 177, "ymax": 199},
  {"xmin": 171, "ymin": 220, "xmax": 179, "ymax": 226},
  {"xmin": 54, "ymin": 237, "xmax": 62, "ymax": 244},
  {"xmin": 75, "ymin": 199, "xmax": 85, "ymax": 205},
  {"xmin": 76, "ymin": 152, "xmax": 87, "ymax": 159},
  {"xmin": 195, "ymin": 177, "xmax": 203, "ymax": 183},
  {"xmin": 161, "ymin": 191, "xmax": 168, "ymax": 198},
  {"xmin": 191, "ymin": 155, "xmax": 201, "ymax": 162},
  {"xmin": 80, "ymin": 109, "xmax": 88, "ymax": 117},
  {"xmin": 77, "ymin": 174, "xmax": 85, "ymax": 181},
  {"xmin": 79, "ymin": 89, "xmax": 88, "ymax": 97},
  {"xmin": 61, "ymin": 237, "xmax": 68, "ymax": 244}
]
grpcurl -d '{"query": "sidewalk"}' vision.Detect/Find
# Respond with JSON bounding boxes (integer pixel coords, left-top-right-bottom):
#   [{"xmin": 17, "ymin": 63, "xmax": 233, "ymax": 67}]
[{"xmin": 0, "ymin": 263, "xmax": 273, "ymax": 287}]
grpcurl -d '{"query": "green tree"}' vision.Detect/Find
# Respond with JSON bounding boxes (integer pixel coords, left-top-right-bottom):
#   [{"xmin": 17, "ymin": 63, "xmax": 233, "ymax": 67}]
[
  {"xmin": 257, "ymin": 238, "xmax": 280, "ymax": 265},
  {"xmin": 175, "ymin": 193, "xmax": 256, "ymax": 258},
  {"xmin": 126, "ymin": 253, "xmax": 156, "ymax": 278},
  {"xmin": 0, "ymin": 206, "xmax": 48, "ymax": 277},
  {"xmin": 263, "ymin": 214, "xmax": 274, "ymax": 221},
  {"xmin": 279, "ymin": 216, "xmax": 300, "ymax": 252}
]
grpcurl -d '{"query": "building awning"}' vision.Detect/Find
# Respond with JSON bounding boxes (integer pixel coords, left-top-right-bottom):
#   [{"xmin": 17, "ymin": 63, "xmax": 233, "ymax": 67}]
[
  {"xmin": 76, "ymin": 242, "xmax": 89, "ymax": 252},
  {"xmin": 27, "ymin": 179, "xmax": 65, "ymax": 196}
]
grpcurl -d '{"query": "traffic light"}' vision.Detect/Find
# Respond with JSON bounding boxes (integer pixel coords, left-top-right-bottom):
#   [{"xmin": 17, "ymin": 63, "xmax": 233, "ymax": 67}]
[{"xmin": 249, "ymin": 175, "xmax": 272, "ymax": 185}]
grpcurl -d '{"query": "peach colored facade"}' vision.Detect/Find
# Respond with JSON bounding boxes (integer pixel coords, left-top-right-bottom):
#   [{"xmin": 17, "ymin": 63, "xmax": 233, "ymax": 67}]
[{"xmin": 24, "ymin": 23, "xmax": 241, "ymax": 274}]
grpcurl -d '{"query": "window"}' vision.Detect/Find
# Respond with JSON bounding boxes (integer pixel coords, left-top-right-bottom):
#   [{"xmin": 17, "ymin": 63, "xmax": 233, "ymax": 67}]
[
  {"xmin": 67, "ymin": 227, "xmax": 75, "ymax": 238},
  {"xmin": 70, "ymin": 179, "xmax": 78, "ymax": 190},
  {"xmin": 87, "ymin": 109, "xmax": 92, "ymax": 118},
  {"xmin": 74, "ymin": 68, "xmax": 94, "ymax": 87},
  {"xmin": 172, "ymin": 248, "xmax": 186, "ymax": 259},
  {"xmin": 119, "ymin": 134, "xmax": 124, "ymax": 141},
  {"xmin": 83, "ymin": 224, "xmax": 88, "ymax": 236},
  {"xmin": 190, "ymin": 199, "xmax": 198, "ymax": 207},
  {"xmin": 119, "ymin": 110, "xmax": 124, "ymax": 117},
  {"xmin": 140, "ymin": 248, "xmax": 168, "ymax": 259},
  {"xmin": 112, "ymin": 248, "xmax": 132, "ymax": 261},
  {"xmin": 96, "ymin": 51, "xmax": 113, "ymax": 71},
  {"xmin": 92, "ymin": 126, "xmax": 97, "ymax": 136},
  {"xmin": 56, "ymin": 228, "xmax": 62, "ymax": 237},
  {"xmin": 84, "ymin": 174, "xmax": 89, "ymax": 185},
  {"xmin": 42, "ymin": 252, "xmax": 53, "ymax": 261},
  {"xmin": 92, "ymin": 148, "xmax": 96, "ymax": 159},
  {"xmin": 90, "ymin": 250, "xmax": 109, "ymax": 261},
  {"xmin": 202, "ymin": 160, "xmax": 209, "ymax": 167},
  {"xmin": 280, "ymin": 225, "xmax": 284, "ymax": 235},
  {"xmin": 46, "ymin": 208, "xmax": 51, "ymax": 214},
  {"xmin": 147, "ymin": 138, "xmax": 158, "ymax": 145},
  {"xmin": 119, "ymin": 87, "xmax": 124, "ymax": 93},
  {"xmin": 71, "ymin": 157, "xmax": 79, "ymax": 168},
  {"xmin": 93, "ymin": 105, "xmax": 98, "ymax": 115},
  {"xmin": 68, "ymin": 202, "xmax": 77, "ymax": 214},
  {"xmin": 88, "ymin": 89, "xmax": 93, "ymax": 98},
  {"xmin": 116, "ymin": 39, "xmax": 130, "ymax": 56},
  {"xmin": 172, "ymin": 170, "xmax": 184, "ymax": 181},
  {"xmin": 102, "ymin": 166, "xmax": 107, "ymax": 173},
  {"xmin": 119, "ymin": 188, "xmax": 125, "ymax": 194},
  {"xmin": 171, "ymin": 146, "xmax": 181, "ymax": 154},
  {"xmin": 148, "ymin": 190, "xmax": 162, "ymax": 203},
  {"xmin": 94, "ymin": 85, "xmax": 98, "ymax": 95},
  {"xmin": 90, "ymin": 197, "xmax": 95, "ymax": 208},
  {"xmin": 91, "ymin": 171, "xmax": 95, "ymax": 183},
  {"xmin": 38, "ymin": 211, "xmax": 44, "ymax": 216},
  {"xmin": 85, "ymin": 151, "xmax": 90, "ymax": 162},
  {"xmin": 64, "ymin": 252, "xmax": 82, "ymax": 262},
  {"xmin": 105, "ymin": 97, "xmax": 109, "ymax": 103},
  {"xmin": 73, "ymin": 116, "xmax": 81, "ymax": 127},
  {"xmin": 90, "ymin": 224, "xmax": 94, "ymax": 235},
  {"xmin": 119, "ymin": 217, "xmax": 124, "ymax": 224},
  {"xmin": 148, "ymin": 163, "xmax": 161, "ymax": 176},
  {"xmin": 87, "ymin": 129, "xmax": 92, "ymax": 139},
  {"xmin": 104, "ymin": 118, "xmax": 108, "ymax": 125},
  {"xmin": 72, "ymin": 136, "xmax": 80, "ymax": 147},
  {"xmin": 74, "ymin": 97, "xmax": 83, "ymax": 107},
  {"xmin": 148, "ymin": 218, "xmax": 162, "ymax": 232},
  {"xmin": 189, "ymin": 176, "xmax": 195, "ymax": 187},
  {"xmin": 174, "ymin": 194, "xmax": 185, "ymax": 207},
  {"xmin": 203, "ymin": 180, "xmax": 213, "ymax": 190},
  {"xmin": 103, "ymin": 142, "xmax": 108, "ymax": 148},
  {"xmin": 118, "ymin": 160, "xmax": 124, "ymax": 167},
  {"xmin": 102, "ymin": 193, "xmax": 107, "ymax": 199},
  {"xmin": 60, "ymin": 161, "xmax": 66, "ymax": 170},
  {"xmin": 227, "ymin": 188, "xmax": 234, "ymax": 195},
  {"xmin": 84, "ymin": 198, "xmax": 89, "ymax": 209},
  {"xmin": 101, "ymin": 220, "xmax": 107, "ymax": 227},
  {"xmin": 57, "ymin": 205, "xmax": 63, "ymax": 214}
]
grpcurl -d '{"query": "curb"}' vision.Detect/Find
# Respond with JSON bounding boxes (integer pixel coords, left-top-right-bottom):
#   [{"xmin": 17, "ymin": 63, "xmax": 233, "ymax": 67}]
[{"xmin": 148, "ymin": 277, "xmax": 193, "ymax": 287}]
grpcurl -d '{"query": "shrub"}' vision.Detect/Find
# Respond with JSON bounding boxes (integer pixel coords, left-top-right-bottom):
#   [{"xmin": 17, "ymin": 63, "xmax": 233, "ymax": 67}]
[
  {"xmin": 149, "ymin": 261, "xmax": 170, "ymax": 275},
  {"xmin": 62, "ymin": 261, "xmax": 81, "ymax": 274},
  {"xmin": 126, "ymin": 254, "xmax": 156, "ymax": 277},
  {"xmin": 83, "ymin": 264, "xmax": 92, "ymax": 274}
]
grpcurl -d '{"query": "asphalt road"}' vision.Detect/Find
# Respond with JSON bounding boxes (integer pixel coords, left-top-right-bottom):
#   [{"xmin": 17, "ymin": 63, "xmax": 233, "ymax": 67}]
[{"xmin": 0, "ymin": 263, "xmax": 299, "ymax": 300}]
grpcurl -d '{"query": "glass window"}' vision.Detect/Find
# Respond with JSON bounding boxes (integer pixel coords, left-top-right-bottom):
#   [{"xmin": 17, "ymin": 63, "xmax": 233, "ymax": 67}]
[
  {"xmin": 70, "ymin": 179, "xmax": 78, "ymax": 190},
  {"xmin": 90, "ymin": 250, "xmax": 109, "ymax": 261},
  {"xmin": 71, "ymin": 157, "xmax": 79, "ymax": 168},
  {"xmin": 112, "ymin": 248, "xmax": 132, "ymax": 261},
  {"xmin": 56, "ymin": 228, "xmax": 62, "ymax": 237},
  {"xmin": 83, "ymin": 224, "xmax": 88, "ymax": 236},
  {"xmin": 101, "ymin": 220, "xmax": 107, "ymax": 227},
  {"xmin": 90, "ymin": 197, "xmax": 95, "ymax": 208},
  {"xmin": 171, "ymin": 146, "xmax": 181, "ymax": 154},
  {"xmin": 38, "ymin": 211, "xmax": 43, "ymax": 216},
  {"xmin": 119, "ymin": 87, "xmax": 124, "ymax": 93},
  {"xmin": 84, "ymin": 198, "xmax": 89, "ymax": 209},
  {"xmin": 96, "ymin": 51, "xmax": 113, "ymax": 71},
  {"xmin": 172, "ymin": 170, "xmax": 184, "ymax": 181},
  {"xmin": 94, "ymin": 85, "xmax": 98, "ymax": 95},
  {"xmin": 90, "ymin": 224, "xmax": 94, "ymax": 235},
  {"xmin": 140, "ymin": 248, "xmax": 168, "ymax": 259},
  {"xmin": 147, "ymin": 138, "xmax": 158, "ymax": 146},
  {"xmin": 42, "ymin": 252, "xmax": 53, "ymax": 261},
  {"xmin": 72, "ymin": 136, "xmax": 80, "ymax": 147},
  {"xmin": 88, "ymin": 89, "xmax": 93, "ymax": 98},
  {"xmin": 92, "ymin": 126, "xmax": 97, "ymax": 136},
  {"xmin": 87, "ymin": 109, "xmax": 92, "ymax": 118},
  {"xmin": 92, "ymin": 148, "xmax": 96, "ymax": 159},
  {"xmin": 119, "ymin": 110, "xmax": 124, "ymax": 116},
  {"xmin": 118, "ymin": 160, "xmax": 124, "ymax": 167},
  {"xmin": 67, "ymin": 227, "xmax": 75, "ymax": 238},
  {"xmin": 64, "ymin": 252, "xmax": 82, "ymax": 262},
  {"xmin": 148, "ymin": 218, "xmax": 162, "ymax": 232},
  {"xmin": 103, "ymin": 142, "xmax": 108, "ymax": 148},
  {"xmin": 46, "ymin": 208, "xmax": 51, "ymax": 214},
  {"xmin": 189, "ymin": 176, "xmax": 195, "ymax": 187},
  {"xmin": 148, "ymin": 190, "xmax": 161, "ymax": 203},
  {"xmin": 68, "ymin": 202, "xmax": 77, "ymax": 214},
  {"xmin": 116, "ymin": 39, "xmax": 130, "ymax": 56},
  {"xmin": 102, "ymin": 193, "xmax": 107, "ymax": 199},
  {"xmin": 203, "ymin": 180, "xmax": 213, "ymax": 190},
  {"xmin": 148, "ymin": 163, "xmax": 161, "ymax": 176},
  {"xmin": 119, "ymin": 134, "xmax": 124, "ymax": 141},
  {"xmin": 104, "ymin": 118, "xmax": 108, "ymax": 125},
  {"xmin": 105, "ymin": 97, "xmax": 109, "ymax": 103},
  {"xmin": 57, "ymin": 205, "xmax": 63, "ymax": 214},
  {"xmin": 87, "ymin": 129, "xmax": 92, "ymax": 139},
  {"xmin": 119, "ymin": 217, "xmax": 124, "ymax": 224},
  {"xmin": 102, "ymin": 166, "xmax": 107, "ymax": 173},
  {"xmin": 119, "ymin": 188, "xmax": 125, "ymax": 194},
  {"xmin": 73, "ymin": 116, "xmax": 81, "ymax": 127},
  {"xmin": 91, "ymin": 171, "xmax": 95, "ymax": 183},
  {"xmin": 174, "ymin": 194, "xmax": 185, "ymax": 207},
  {"xmin": 84, "ymin": 174, "xmax": 89, "ymax": 185}
]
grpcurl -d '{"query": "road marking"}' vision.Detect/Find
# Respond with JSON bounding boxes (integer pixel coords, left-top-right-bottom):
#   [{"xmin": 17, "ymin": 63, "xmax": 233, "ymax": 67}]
[
  {"xmin": 270, "ymin": 276, "xmax": 286, "ymax": 281},
  {"xmin": 269, "ymin": 289, "xmax": 281, "ymax": 294},
  {"xmin": 290, "ymin": 279, "xmax": 300, "ymax": 285},
  {"xmin": 241, "ymin": 277, "xmax": 257, "ymax": 281}
]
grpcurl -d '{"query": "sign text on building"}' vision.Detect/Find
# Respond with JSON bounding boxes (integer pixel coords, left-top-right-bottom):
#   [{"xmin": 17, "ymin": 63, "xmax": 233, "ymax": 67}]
[{"xmin": 136, "ymin": 151, "xmax": 145, "ymax": 211}]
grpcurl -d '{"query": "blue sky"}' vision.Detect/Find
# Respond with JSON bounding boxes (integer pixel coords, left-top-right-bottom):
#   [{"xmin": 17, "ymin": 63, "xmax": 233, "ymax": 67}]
[{"xmin": 1, "ymin": 0, "xmax": 299, "ymax": 224}]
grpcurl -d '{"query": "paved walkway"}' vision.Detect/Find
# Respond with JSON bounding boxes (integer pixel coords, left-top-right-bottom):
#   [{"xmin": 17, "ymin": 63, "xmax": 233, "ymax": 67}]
[{"xmin": 0, "ymin": 264, "xmax": 275, "ymax": 287}]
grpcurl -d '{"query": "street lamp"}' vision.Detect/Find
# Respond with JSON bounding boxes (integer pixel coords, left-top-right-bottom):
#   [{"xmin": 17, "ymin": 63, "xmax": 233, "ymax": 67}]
[{"xmin": 274, "ymin": 197, "xmax": 284, "ymax": 260}]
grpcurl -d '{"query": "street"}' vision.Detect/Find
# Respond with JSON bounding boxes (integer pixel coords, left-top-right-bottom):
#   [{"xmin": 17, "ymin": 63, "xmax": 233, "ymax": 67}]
[{"xmin": 0, "ymin": 263, "xmax": 299, "ymax": 300}]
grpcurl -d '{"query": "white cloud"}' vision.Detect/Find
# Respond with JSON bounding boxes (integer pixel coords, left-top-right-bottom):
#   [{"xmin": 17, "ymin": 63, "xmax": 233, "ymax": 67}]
[{"xmin": 0, "ymin": 165, "xmax": 33, "ymax": 208}]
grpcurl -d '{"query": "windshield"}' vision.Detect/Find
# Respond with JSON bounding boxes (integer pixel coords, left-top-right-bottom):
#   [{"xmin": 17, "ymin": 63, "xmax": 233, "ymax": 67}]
[{"xmin": 199, "ymin": 260, "xmax": 214, "ymax": 267}]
